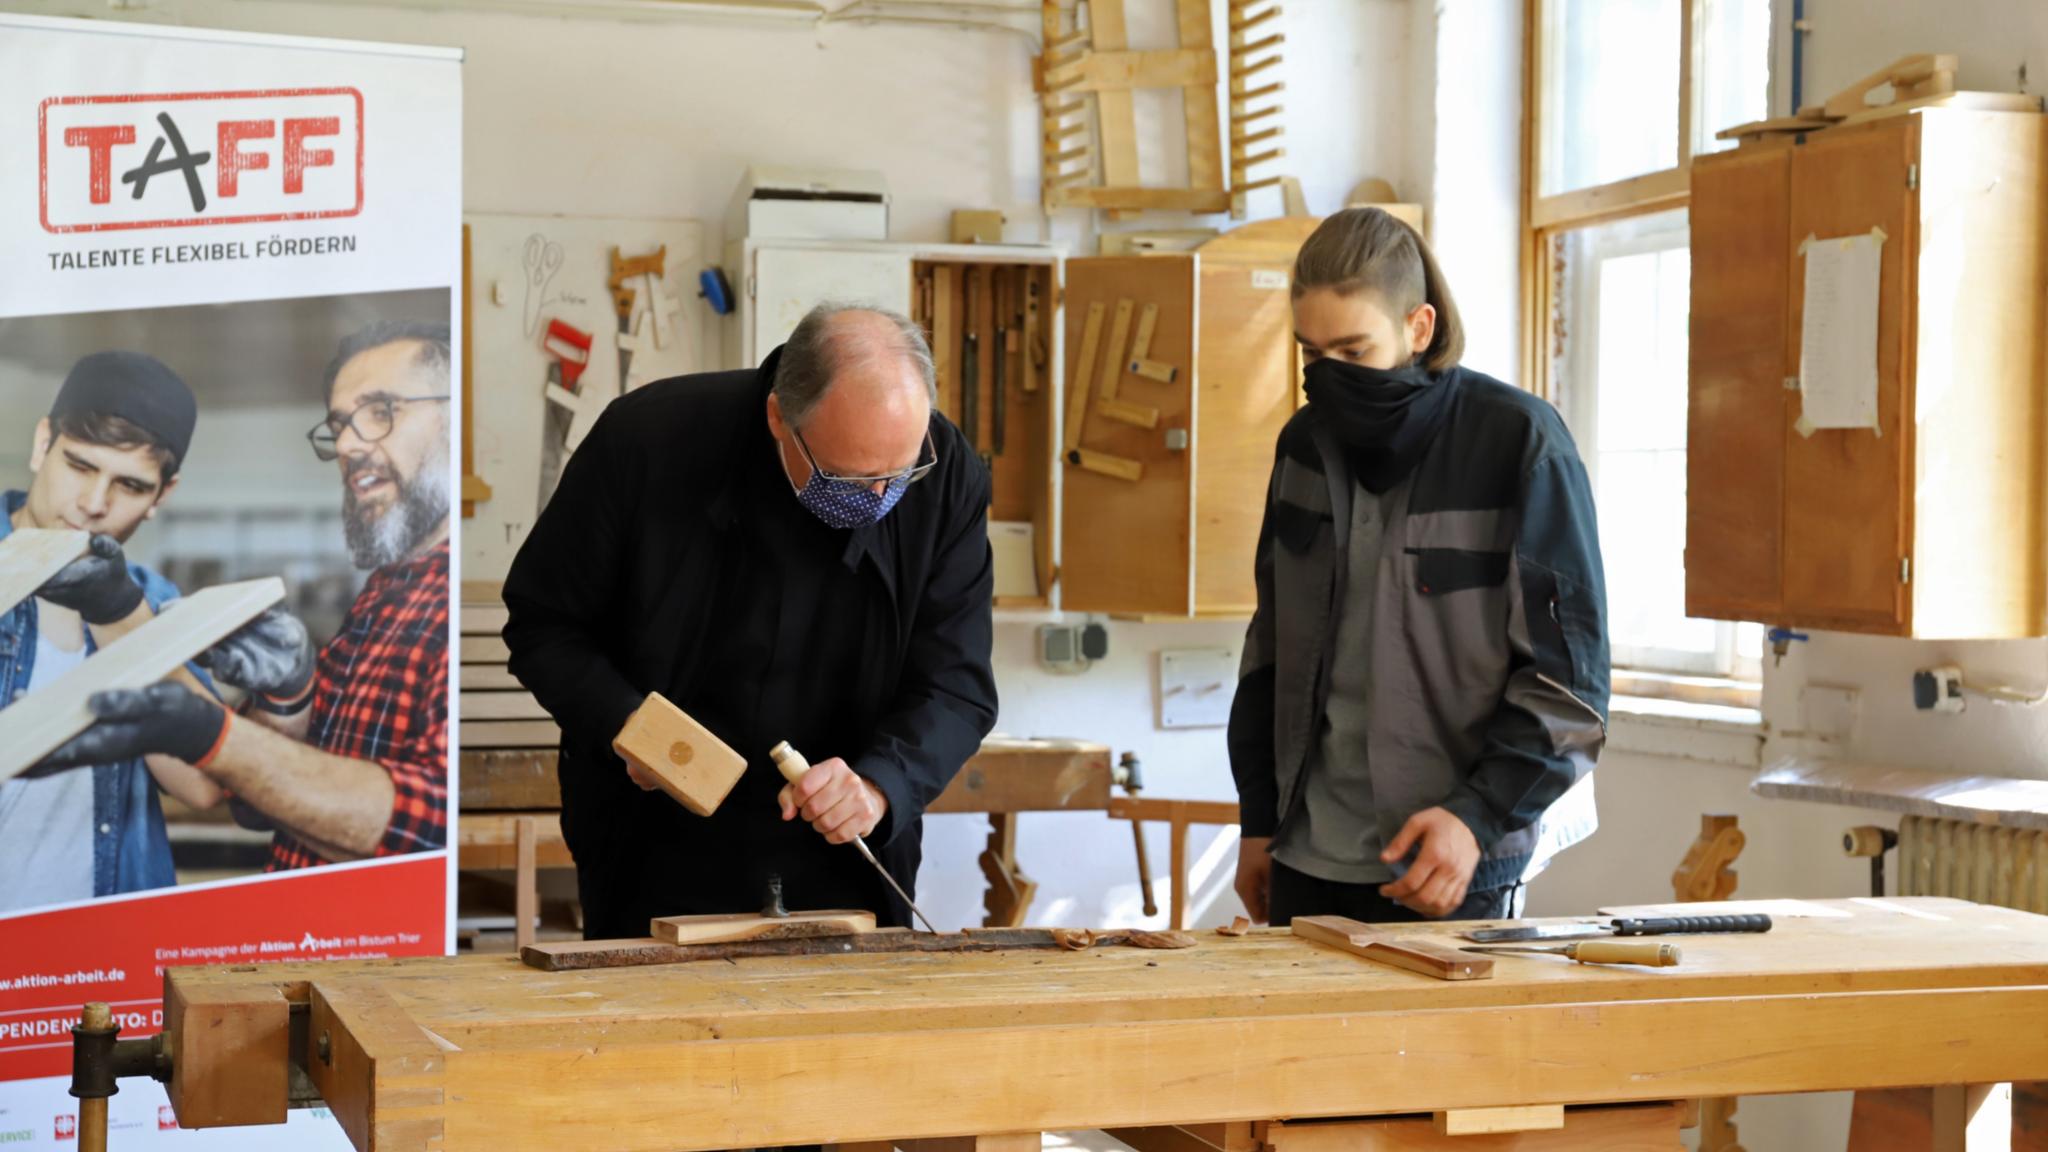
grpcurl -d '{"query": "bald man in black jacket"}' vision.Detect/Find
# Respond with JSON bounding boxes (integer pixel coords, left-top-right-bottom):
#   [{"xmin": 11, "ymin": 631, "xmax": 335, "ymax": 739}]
[{"xmin": 502, "ymin": 305, "xmax": 997, "ymax": 937}]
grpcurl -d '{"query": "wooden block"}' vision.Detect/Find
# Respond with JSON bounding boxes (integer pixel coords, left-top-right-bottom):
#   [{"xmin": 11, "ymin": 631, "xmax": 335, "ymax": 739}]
[
  {"xmin": 1098, "ymin": 396, "xmax": 1161, "ymax": 429},
  {"xmin": 1129, "ymin": 301, "xmax": 1160, "ymax": 362},
  {"xmin": 1131, "ymin": 357, "xmax": 1179, "ymax": 383},
  {"xmin": 1435, "ymin": 1106, "xmax": 1566, "ymax": 1136},
  {"xmin": 165, "ymin": 977, "xmax": 290, "ymax": 1128},
  {"xmin": 0, "ymin": 527, "xmax": 89, "ymax": 618},
  {"xmin": 460, "ymin": 719, "xmax": 560, "ymax": 748},
  {"xmin": 1063, "ymin": 301, "xmax": 1107, "ymax": 452},
  {"xmin": 651, "ymin": 910, "xmax": 876, "ymax": 945},
  {"xmin": 1099, "ymin": 297, "xmax": 1135, "ymax": 400},
  {"xmin": 1069, "ymin": 447, "xmax": 1144, "ymax": 482},
  {"xmin": 1291, "ymin": 916, "xmax": 1494, "ymax": 981},
  {"xmin": 611, "ymin": 691, "xmax": 747, "ymax": 817},
  {"xmin": 1056, "ymin": 48, "xmax": 1217, "ymax": 93},
  {"xmin": 0, "ymin": 577, "xmax": 284, "ymax": 782}
]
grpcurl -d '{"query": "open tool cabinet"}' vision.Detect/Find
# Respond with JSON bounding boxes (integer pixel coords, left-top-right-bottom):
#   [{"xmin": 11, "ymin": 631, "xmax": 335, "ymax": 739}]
[{"xmin": 727, "ymin": 218, "xmax": 1316, "ymax": 617}]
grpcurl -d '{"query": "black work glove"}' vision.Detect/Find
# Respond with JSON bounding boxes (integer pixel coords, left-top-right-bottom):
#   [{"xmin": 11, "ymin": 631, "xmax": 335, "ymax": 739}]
[
  {"xmin": 33, "ymin": 683, "xmax": 230, "ymax": 772},
  {"xmin": 196, "ymin": 605, "xmax": 315, "ymax": 709},
  {"xmin": 35, "ymin": 534, "xmax": 144, "ymax": 625}
]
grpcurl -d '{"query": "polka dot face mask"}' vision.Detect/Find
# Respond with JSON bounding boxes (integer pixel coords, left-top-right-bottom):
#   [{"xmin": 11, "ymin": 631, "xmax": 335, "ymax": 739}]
[{"xmin": 787, "ymin": 427, "xmax": 936, "ymax": 530}]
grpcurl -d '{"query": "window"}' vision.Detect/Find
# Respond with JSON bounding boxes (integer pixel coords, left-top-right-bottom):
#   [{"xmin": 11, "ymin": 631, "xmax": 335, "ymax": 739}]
[
  {"xmin": 1551, "ymin": 211, "xmax": 1764, "ymax": 679},
  {"xmin": 1539, "ymin": 0, "xmax": 1680, "ymax": 196},
  {"xmin": 1522, "ymin": 0, "xmax": 1771, "ymax": 689}
]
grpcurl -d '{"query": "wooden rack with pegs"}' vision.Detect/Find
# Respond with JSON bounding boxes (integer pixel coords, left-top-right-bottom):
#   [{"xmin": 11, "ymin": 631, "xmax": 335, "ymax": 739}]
[
  {"xmin": 1036, "ymin": 0, "xmax": 1230, "ymax": 217},
  {"xmin": 1227, "ymin": 0, "xmax": 1287, "ymax": 219}
]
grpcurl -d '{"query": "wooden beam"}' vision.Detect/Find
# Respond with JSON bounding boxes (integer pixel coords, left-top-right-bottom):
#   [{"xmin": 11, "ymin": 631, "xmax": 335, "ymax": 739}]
[
  {"xmin": 1230, "ymin": 79, "xmax": 1284, "ymax": 101},
  {"xmin": 1050, "ymin": 187, "xmax": 1235, "ymax": 213},
  {"xmin": 1063, "ymin": 301, "xmax": 1106, "ymax": 452},
  {"xmin": 1054, "ymin": 48, "xmax": 1218, "ymax": 93},
  {"xmin": 412, "ymin": 985, "xmax": 2048, "ymax": 1149},
  {"xmin": 458, "ymin": 691, "xmax": 550, "ymax": 721},
  {"xmin": 0, "ymin": 527, "xmax": 88, "ymax": 619},
  {"xmin": 1231, "ymin": 32, "xmax": 1283, "ymax": 57},
  {"xmin": 651, "ymin": 910, "xmax": 876, "ymax": 946},
  {"xmin": 459, "ymin": 719, "xmax": 560, "ymax": 748},
  {"xmin": 1178, "ymin": 0, "xmax": 1225, "ymax": 193},
  {"xmin": 1088, "ymin": 0, "xmax": 1141, "ymax": 204},
  {"xmin": 1231, "ymin": 125, "xmax": 1283, "ymax": 148},
  {"xmin": 1292, "ymin": 916, "xmax": 1495, "ymax": 981},
  {"xmin": 1099, "ymin": 297, "xmax": 1135, "ymax": 401},
  {"xmin": 1099, "ymin": 397, "xmax": 1162, "ymax": 429},
  {"xmin": 1528, "ymin": 165, "xmax": 1688, "ymax": 230},
  {"xmin": 0, "ymin": 577, "xmax": 284, "ymax": 782},
  {"xmin": 458, "ymin": 748, "xmax": 561, "ymax": 809},
  {"xmin": 1068, "ymin": 448, "xmax": 1144, "ymax": 482},
  {"xmin": 1229, "ymin": 4, "xmax": 1280, "ymax": 34}
]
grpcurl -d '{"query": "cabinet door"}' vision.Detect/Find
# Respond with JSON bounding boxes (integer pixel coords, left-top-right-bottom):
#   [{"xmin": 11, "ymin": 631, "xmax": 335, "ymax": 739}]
[
  {"xmin": 1686, "ymin": 147, "xmax": 1790, "ymax": 622},
  {"xmin": 1059, "ymin": 255, "xmax": 1198, "ymax": 615},
  {"xmin": 750, "ymin": 246, "xmax": 912, "ymax": 364},
  {"xmin": 1195, "ymin": 246, "xmax": 1305, "ymax": 615},
  {"xmin": 1784, "ymin": 119, "xmax": 1916, "ymax": 633}
]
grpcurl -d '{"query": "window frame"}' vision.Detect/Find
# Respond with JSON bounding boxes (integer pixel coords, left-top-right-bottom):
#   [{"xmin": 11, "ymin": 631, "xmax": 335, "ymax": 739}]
[{"xmin": 1521, "ymin": 0, "xmax": 1768, "ymax": 690}]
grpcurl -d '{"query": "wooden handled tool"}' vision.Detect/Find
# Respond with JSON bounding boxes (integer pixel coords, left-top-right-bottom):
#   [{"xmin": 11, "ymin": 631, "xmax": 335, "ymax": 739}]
[
  {"xmin": 1464, "ymin": 940, "xmax": 1682, "ymax": 967},
  {"xmin": 770, "ymin": 741, "xmax": 939, "ymax": 933}
]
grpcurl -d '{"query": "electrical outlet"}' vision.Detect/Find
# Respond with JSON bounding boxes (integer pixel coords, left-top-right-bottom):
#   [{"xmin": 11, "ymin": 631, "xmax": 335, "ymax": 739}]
[{"xmin": 1912, "ymin": 666, "xmax": 1966, "ymax": 714}]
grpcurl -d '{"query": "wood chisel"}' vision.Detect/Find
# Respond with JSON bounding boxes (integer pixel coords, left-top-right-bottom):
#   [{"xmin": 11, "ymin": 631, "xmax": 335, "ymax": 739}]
[
  {"xmin": 1462, "ymin": 913, "xmax": 1771, "ymax": 944},
  {"xmin": 770, "ymin": 741, "xmax": 940, "ymax": 934},
  {"xmin": 1463, "ymin": 940, "xmax": 1682, "ymax": 967}
]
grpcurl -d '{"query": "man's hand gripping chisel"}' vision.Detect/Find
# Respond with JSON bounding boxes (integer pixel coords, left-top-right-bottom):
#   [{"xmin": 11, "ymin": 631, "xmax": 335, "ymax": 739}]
[{"xmin": 770, "ymin": 740, "xmax": 940, "ymax": 934}]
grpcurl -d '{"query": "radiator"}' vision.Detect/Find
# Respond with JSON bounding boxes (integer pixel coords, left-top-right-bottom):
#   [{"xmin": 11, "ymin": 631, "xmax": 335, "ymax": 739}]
[{"xmin": 1897, "ymin": 815, "xmax": 2048, "ymax": 914}]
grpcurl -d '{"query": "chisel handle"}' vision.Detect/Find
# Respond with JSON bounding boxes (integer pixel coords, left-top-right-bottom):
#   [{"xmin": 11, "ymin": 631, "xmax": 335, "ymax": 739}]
[
  {"xmin": 1610, "ymin": 914, "xmax": 1772, "ymax": 936},
  {"xmin": 1567, "ymin": 940, "xmax": 1681, "ymax": 967},
  {"xmin": 769, "ymin": 741, "xmax": 812, "ymax": 785}
]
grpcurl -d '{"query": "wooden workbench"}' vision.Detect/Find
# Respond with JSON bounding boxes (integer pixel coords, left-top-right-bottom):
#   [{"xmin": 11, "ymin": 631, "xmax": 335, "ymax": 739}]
[{"xmin": 158, "ymin": 898, "xmax": 2048, "ymax": 1151}]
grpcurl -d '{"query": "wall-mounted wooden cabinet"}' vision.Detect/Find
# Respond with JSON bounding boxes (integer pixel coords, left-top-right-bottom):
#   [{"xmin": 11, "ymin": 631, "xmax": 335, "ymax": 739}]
[
  {"xmin": 1687, "ymin": 110, "xmax": 2048, "ymax": 638},
  {"xmin": 728, "ymin": 220, "xmax": 1316, "ymax": 618}
]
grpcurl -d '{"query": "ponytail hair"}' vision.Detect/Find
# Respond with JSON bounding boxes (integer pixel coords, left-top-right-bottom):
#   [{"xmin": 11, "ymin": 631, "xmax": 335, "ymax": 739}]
[{"xmin": 1292, "ymin": 207, "xmax": 1465, "ymax": 373}]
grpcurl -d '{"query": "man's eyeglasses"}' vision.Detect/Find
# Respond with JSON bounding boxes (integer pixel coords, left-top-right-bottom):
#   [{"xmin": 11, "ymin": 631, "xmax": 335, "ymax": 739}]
[
  {"xmin": 791, "ymin": 427, "xmax": 939, "ymax": 490},
  {"xmin": 307, "ymin": 395, "xmax": 450, "ymax": 462}
]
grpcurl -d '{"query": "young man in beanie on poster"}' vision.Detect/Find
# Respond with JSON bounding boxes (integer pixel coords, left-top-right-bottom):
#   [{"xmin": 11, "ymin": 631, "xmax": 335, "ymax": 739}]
[
  {"xmin": 34, "ymin": 321, "xmax": 452, "ymax": 874},
  {"xmin": 0, "ymin": 350, "xmax": 229, "ymax": 913}
]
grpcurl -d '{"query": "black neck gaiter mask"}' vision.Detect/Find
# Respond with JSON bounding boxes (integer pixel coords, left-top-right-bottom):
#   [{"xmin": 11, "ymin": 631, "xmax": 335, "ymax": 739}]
[{"xmin": 1301, "ymin": 357, "xmax": 1458, "ymax": 493}]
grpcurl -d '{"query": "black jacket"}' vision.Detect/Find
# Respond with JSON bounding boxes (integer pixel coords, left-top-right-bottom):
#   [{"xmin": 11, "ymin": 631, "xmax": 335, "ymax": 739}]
[{"xmin": 501, "ymin": 350, "xmax": 998, "ymax": 933}]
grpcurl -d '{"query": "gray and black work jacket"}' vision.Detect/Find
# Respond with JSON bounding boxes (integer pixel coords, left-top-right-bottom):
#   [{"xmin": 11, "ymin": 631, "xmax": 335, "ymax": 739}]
[{"xmin": 1228, "ymin": 366, "xmax": 1610, "ymax": 892}]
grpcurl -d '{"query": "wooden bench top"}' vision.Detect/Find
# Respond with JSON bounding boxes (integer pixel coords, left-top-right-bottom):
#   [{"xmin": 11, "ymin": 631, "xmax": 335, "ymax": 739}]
[{"xmin": 165, "ymin": 898, "xmax": 2048, "ymax": 1151}]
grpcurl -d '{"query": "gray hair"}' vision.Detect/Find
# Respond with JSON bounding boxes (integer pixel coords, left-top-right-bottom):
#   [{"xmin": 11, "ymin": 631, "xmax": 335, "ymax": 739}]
[
  {"xmin": 772, "ymin": 303, "xmax": 936, "ymax": 426},
  {"xmin": 324, "ymin": 319, "xmax": 452, "ymax": 405}
]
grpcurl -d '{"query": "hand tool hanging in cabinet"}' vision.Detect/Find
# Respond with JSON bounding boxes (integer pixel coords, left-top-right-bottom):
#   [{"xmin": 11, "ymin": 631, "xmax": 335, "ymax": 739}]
[
  {"xmin": 961, "ymin": 267, "xmax": 980, "ymax": 454},
  {"xmin": 991, "ymin": 267, "xmax": 1008, "ymax": 457}
]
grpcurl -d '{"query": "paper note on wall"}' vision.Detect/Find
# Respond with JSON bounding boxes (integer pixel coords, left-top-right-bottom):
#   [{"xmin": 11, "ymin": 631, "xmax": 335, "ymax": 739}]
[{"xmin": 1796, "ymin": 229, "xmax": 1885, "ymax": 435}]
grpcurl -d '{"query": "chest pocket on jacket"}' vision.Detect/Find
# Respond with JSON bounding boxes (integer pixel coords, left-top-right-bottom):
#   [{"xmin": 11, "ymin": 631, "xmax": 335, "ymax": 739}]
[
  {"xmin": 1407, "ymin": 547, "xmax": 1510, "ymax": 595},
  {"xmin": 1274, "ymin": 501, "xmax": 1329, "ymax": 554}
]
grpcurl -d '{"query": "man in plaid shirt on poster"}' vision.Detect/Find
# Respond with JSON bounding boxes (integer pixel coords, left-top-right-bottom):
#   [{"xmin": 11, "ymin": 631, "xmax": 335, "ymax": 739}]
[{"xmin": 39, "ymin": 322, "xmax": 452, "ymax": 869}]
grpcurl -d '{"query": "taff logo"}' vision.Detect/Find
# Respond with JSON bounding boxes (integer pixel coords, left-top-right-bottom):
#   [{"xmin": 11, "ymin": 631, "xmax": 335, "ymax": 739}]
[{"xmin": 39, "ymin": 88, "xmax": 364, "ymax": 233}]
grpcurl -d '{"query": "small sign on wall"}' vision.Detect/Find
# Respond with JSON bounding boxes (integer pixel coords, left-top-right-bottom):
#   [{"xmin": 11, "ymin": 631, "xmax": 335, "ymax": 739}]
[{"xmin": 1158, "ymin": 647, "xmax": 1237, "ymax": 729}]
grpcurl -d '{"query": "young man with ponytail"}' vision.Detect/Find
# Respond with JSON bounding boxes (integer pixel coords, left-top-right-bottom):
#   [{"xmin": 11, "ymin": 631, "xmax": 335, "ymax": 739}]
[{"xmin": 1230, "ymin": 207, "xmax": 1609, "ymax": 925}]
